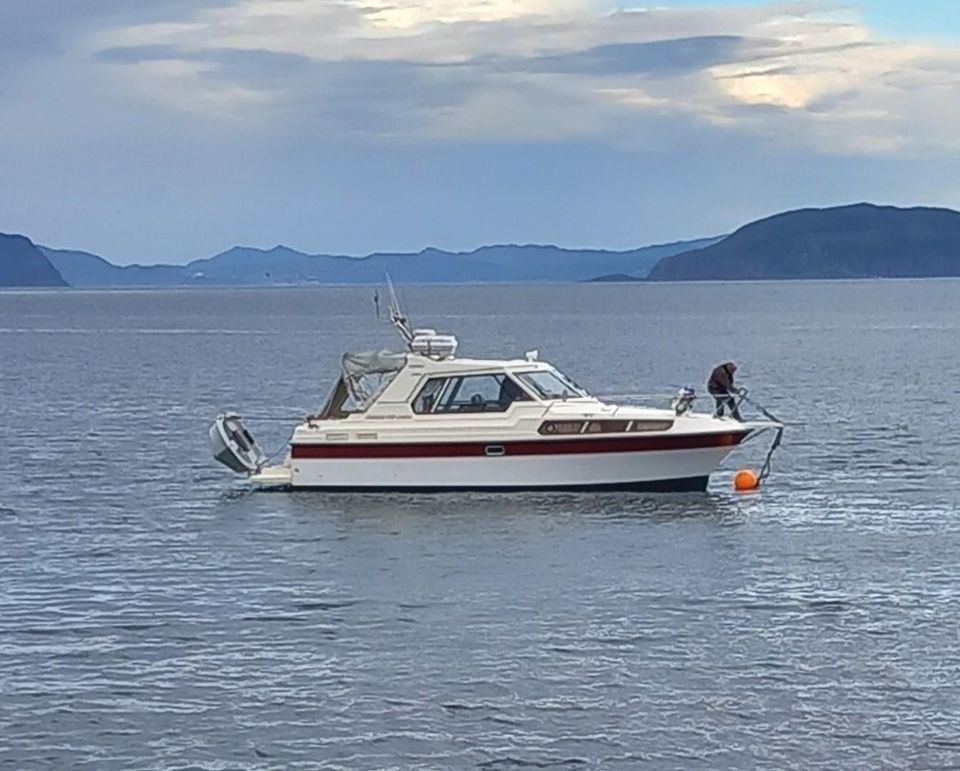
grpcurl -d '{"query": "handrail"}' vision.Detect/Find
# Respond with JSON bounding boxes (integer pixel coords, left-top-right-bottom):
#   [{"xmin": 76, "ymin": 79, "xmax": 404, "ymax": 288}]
[{"xmin": 735, "ymin": 388, "xmax": 785, "ymax": 481}]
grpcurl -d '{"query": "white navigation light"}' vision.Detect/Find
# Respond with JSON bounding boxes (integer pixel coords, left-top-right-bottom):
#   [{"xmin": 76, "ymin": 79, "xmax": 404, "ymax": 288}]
[{"xmin": 525, "ymin": 349, "xmax": 539, "ymax": 362}]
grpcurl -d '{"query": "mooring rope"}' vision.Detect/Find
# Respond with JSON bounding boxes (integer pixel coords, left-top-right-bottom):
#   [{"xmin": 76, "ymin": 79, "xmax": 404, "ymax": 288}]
[{"xmin": 737, "ymin": 389, "xmax": 785, "ymax": 482}]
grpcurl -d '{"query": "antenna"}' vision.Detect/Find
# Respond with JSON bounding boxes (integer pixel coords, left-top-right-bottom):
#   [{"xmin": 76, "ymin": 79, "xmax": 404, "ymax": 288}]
[{"xmin": 385, "ymin": 273, "xmax": 414, "ymax": 345}]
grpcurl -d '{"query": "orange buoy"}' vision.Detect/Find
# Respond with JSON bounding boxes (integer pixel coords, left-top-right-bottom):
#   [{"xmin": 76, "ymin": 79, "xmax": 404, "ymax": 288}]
[{"xmin": 734, "ymin": 468, "xmax": 761, "ymax": 492}]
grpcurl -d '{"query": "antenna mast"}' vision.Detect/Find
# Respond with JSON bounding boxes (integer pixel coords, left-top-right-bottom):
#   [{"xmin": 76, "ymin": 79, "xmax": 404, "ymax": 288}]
[{"xmin": 385, "ymin": 274, "xmax": 414, "ymax": 345}]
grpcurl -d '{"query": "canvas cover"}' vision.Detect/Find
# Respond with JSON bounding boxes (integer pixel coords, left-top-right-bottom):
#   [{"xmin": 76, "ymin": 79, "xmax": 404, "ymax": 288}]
[
  {"xmin": 340, "ymin": 350, "xmax": 408, "ymax": 408},
  {"xmin": 341, "ymin": 350, "xmax": 408, "ymax": 380}
]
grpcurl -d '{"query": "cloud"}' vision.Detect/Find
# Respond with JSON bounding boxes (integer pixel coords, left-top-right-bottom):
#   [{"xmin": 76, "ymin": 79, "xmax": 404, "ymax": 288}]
[
  {"xmin": 0, "ymin": 0, "xmax": 232, "ymax": 59},
  {"xmin": 5, "ymin": 0, "xmax": 960, "ymax": 157},
  {"xmin": 80, "ymin": 0, "xmax": 960, "ymax": 157},
  {"xmin": 515, "ymin": 36, "xmax": 757, "ymax": 76}
]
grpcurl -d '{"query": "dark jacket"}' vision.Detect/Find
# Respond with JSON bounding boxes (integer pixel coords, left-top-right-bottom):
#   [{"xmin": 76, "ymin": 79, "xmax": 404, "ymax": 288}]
[{"xmin": 708, "ymin": 363, "xmax": 736, "ymax": 395}]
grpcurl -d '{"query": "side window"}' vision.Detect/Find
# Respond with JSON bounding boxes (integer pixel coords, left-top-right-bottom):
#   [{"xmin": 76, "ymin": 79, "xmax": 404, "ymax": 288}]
[
  {"xmin": 517, "ymin": 370, "xmax": 585, "ymax": 400},
  {"xmin": 499, "ymin": 376, "xmax": 531, "ymax": 406},
  {"xmin": 413, "ymin": 374, "xmax": 531, "ymax": 414},
  {"xmin": 438, "ymin": 375, "xmax": 503, "ymax": 412},
  {"xmin": 412, "ymin": 377, "xmax": 448, "ymax": 414}
]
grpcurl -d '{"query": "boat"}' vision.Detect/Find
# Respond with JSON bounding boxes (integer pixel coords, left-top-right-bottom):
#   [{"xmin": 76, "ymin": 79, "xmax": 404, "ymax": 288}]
[{"xmin": 209, "ymin": 290, "xmax": 781, "ymax": 492}]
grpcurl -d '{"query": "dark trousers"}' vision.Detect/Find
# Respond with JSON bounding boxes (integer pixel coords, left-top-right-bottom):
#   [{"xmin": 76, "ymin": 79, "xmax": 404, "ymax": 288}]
[{"xmin": 712, "ymin": 393, "xmax": 742, "ymax": 420}]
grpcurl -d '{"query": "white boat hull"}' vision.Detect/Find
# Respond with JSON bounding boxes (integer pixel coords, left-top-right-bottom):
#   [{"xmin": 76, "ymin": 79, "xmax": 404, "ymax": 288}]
[{"xmin": 280, "ymin": 442, "xmax": 744, "ymax": 492}]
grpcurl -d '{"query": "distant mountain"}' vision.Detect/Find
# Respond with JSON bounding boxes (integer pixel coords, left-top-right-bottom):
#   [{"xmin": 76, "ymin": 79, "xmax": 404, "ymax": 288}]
[
  {"xmin": 0, "ymin": 234, "xmax": 67, "ymax": 287},
  {"xmin": 647, "ymin": 203, "xmax": 960, "ymax": 281},
  {"xmin": 41, "ymin": 247, "xmax": 185, "ymax": 286},
  {"xmin": 585, "ymin": 273, "xmax": 644, "ymax": 283},
  {"xmin": 42, "ymin": 238, "xmax": 719, "ymax": 287}
]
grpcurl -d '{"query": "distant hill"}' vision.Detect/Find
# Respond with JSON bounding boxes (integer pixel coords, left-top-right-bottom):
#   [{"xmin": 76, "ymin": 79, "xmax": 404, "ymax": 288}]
[
  {"xmin": 41, "ymin": 238, "xmax": 719, "ymax": 287},
  {"xmin": 647, "ymin": 204, "xmax": 960, "ymax": 281},
  {"xmin": 0, "ymin": 234, "xmax": 67, "ymax": 287},
  {"xmin": 585, "ymin": 273, "xmax": 644, "ymax": 283},
  {"xmin": 41, "ymin": 247, "xmax": 186, "ymax": 286}
]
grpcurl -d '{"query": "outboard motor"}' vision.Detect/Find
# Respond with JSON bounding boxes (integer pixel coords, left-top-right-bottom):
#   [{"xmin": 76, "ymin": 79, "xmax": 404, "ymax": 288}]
[
  {"xmin": 671, "ymin": 387, "xmax": 697, "ymax": 416},
  {"xmin": 209, "ymin": 414, "xmax": 267, "ymax": 475}
]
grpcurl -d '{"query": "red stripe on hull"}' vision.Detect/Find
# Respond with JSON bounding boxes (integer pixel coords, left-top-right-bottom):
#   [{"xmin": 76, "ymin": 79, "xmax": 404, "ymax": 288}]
[{"xmin": 290, "ymin": 431, "xmax": 749, "ymax": 460}]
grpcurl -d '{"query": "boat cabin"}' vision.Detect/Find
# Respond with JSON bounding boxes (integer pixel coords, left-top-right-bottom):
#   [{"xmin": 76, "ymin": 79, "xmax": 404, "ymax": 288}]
[{"xmin": 312, "ymin": 331, "xmax": 590, "ymax": 422}]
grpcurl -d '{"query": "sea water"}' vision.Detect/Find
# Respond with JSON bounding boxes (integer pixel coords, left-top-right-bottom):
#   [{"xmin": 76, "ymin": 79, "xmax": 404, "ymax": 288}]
[{"xmin": 1, "ymin": 282, "xmax": 959, "ymax": 769}]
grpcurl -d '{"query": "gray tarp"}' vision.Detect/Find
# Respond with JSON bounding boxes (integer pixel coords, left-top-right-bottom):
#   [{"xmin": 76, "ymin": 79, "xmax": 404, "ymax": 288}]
[
  {"xmin": 341, "ymin": 350, "xmax": 408, "ymax": 380},
  {"xmin": 341, "ymin": 350, "xmax": 408, "ymax": 409}
]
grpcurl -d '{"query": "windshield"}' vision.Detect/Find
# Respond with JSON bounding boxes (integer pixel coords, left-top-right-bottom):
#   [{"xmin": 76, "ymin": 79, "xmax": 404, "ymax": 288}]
[{"xmin": 517, "ymin": 369, "xmax": 588, "ymax": 400}]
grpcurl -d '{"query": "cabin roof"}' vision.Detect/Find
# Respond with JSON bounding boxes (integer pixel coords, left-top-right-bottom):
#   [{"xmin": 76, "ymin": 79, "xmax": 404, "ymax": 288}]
[{"xmin": 402, "ymin": 353, "xmax": 556, "ymax": 373}]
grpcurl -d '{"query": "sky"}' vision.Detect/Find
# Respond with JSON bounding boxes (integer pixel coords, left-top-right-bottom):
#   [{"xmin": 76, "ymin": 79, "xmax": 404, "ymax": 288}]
[{"xmin": 1, "ymin": 0, "xmax": 959, "ymax": 264}]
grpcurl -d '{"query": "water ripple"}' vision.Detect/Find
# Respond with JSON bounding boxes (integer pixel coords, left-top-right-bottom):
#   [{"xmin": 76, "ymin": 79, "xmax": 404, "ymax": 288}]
[{"xmin": 3, "ymin": 284, "xmax": 960, "ymax": 769}]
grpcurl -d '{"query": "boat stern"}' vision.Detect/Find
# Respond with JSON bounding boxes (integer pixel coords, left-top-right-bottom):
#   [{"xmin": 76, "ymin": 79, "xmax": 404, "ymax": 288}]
[{"xmin": 250, "ymin": 464, "xmax": 294, "ymax": 489}]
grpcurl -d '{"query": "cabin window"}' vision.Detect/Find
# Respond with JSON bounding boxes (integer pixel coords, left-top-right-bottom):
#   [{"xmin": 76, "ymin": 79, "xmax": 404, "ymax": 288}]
[
  {"xmin": 412, "ymin": 374, "xmax": 531, "ymax": 414},
  {"xmin": 412, "ymin": 377, "xmax": 446, "ymax": 414},
  {"xmin": 539, "ymin": 420, "xmax": 586, "ymax": 435},
  {"xmin": 584, "ymin": 420, "xmax": 630, "ymax": 434},
  {"xmin": 629, "ymin": 419, "xmax": 675, "ymax": 432},
  {"xmin": 516, "ymin": 370, "xmax": 586, "ymax": 400}
]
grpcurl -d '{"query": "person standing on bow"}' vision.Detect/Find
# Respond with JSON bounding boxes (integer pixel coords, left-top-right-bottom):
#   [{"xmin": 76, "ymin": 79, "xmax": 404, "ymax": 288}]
[{"xmin": 708, "ymin": 361, "xmax": 743, "ymax": 420}]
